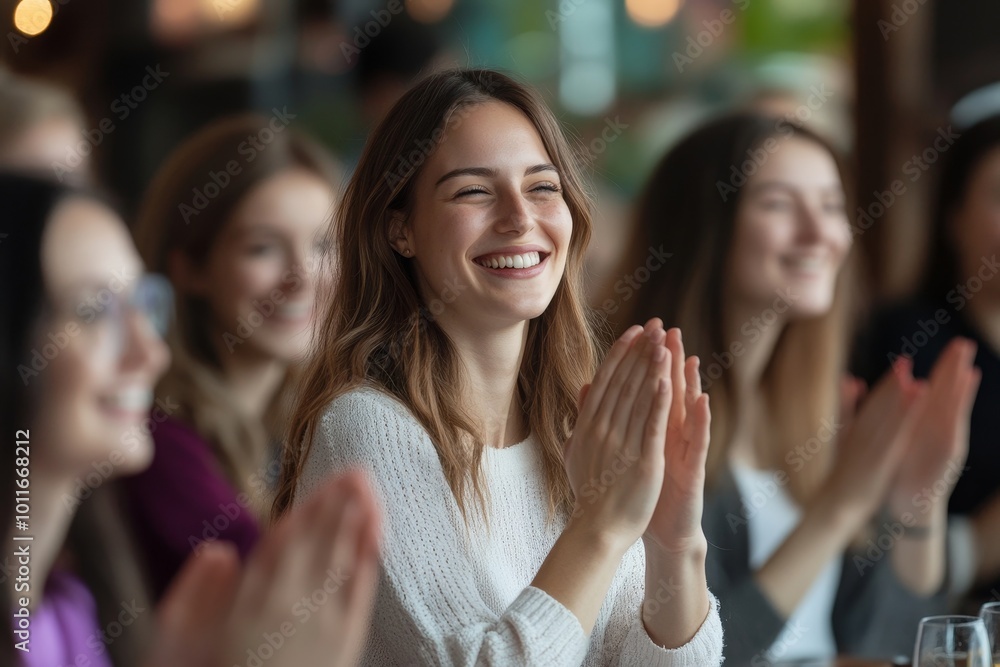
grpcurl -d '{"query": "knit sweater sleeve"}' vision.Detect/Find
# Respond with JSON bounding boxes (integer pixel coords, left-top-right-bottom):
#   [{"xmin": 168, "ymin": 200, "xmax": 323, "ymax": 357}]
[
  {"xmin": 294, "ymin": 388, "xmax": 590, "ymax": 666},
  {"xmin": 296, "ymin": 387, "xmax": 724, "ymax": 667}
]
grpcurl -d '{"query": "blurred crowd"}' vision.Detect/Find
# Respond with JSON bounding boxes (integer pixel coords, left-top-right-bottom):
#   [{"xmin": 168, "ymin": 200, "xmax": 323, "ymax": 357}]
[{"xmin": 4, "ymin": 3, "xmax": 1000, "ymax": 666}]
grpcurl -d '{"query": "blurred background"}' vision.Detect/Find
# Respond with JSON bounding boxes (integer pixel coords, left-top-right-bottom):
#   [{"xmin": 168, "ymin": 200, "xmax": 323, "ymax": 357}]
[{"xmin": 1, "ymin": 0, "xmax": 997, "ymax": 305}]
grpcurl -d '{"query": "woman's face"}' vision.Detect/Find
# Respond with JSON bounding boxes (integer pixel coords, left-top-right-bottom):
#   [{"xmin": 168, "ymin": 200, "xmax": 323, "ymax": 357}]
[
  {"xmin": 194, "ymin": 168, "xmax": 335, "ymax": 363},
  {"xmin": 36, "ymin": 198, "xmax": 170, "ymax": 478},
  {"xmin": 396, "ymin": 101, "xmax": 573, "ymax": 332},
  {"xmin": 951, "ymin": 147, "xmax": 1000, "ymax": 301},
  {"xmin": 727, "ymin": 136, "xmax": 852, "ymax": 318}
]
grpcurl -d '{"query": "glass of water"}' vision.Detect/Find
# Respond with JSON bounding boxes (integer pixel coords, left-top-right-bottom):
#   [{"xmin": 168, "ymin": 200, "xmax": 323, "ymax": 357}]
[{"xmin": 914, "ymin": 616, "xmax": 991, "ymax": 667}]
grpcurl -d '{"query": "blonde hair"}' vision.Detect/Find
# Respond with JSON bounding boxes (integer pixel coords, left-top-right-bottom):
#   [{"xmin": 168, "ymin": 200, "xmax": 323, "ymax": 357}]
[
  {"xmin": 624, "ymin": 113, "xmax": 858, "ymax": 503},
  {"xmin": 134, "ymin": 114, "xmax": 342, "ymax": 511},
  {"xmin": 273, "ymin": 69, "xmax": 601, "ymax": 522}
]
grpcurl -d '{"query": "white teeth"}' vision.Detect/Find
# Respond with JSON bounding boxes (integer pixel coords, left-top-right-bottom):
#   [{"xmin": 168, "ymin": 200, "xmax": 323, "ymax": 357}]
[
  {"xmin": 103, "ymin": 388, "xmax": 153, "ymax": 412},
  {"xmin": 477, "ymin": 251, "xmax": 542, "ymax": 270}
]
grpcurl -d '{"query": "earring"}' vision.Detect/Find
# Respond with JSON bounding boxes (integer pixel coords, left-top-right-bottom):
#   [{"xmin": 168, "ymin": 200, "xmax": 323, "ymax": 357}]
[{"xmin": 401, "ymin": 248, "xmax": 412, "ymax": 257}]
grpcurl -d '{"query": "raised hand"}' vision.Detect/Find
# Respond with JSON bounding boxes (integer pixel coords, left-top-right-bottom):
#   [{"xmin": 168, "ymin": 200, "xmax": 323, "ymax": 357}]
[
  {"xmin": 564, "ymin": 318, "xmax": 673, "ymax": 548},
  {"xmin": 642, "ymin": 328, "xmax": 710, "ymax": 557},
  {"xmin": 888, "ymin": 338, "xmax": 981, "ymax": 518},
  {"xmin": 148, "ymin": 471, "xmax": 380, "ymax": 667},
  {"xmin": 816, "ymin": 358, "xmax": 924, "ymax": 524}
]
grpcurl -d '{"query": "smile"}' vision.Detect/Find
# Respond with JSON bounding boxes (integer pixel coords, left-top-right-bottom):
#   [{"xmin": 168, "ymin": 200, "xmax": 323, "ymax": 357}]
[{"xmin": 474, "ymin": 250, "xmax": 545, "ymax": 270}]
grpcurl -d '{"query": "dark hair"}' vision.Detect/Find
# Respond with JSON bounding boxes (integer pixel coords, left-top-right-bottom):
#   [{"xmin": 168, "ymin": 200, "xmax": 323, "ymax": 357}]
[
  {"xmin": 921, "ymin": 115, "xmax": 1000, "ymax": 300},
  {"xmin": 0, "ymin": 172, "xmax": 62, "ymax": 664},
  {"xmin": 0, "ymin": 172, "xmax": 153, "ymax": 665},
  {"xmin": 621, "ymin": 113, "xmax": 856, "ymax": 501}
]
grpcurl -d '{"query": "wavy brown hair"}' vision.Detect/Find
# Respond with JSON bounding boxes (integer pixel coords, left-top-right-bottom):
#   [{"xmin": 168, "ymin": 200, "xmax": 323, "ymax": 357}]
[
  {"xmin": 272, "ymin": 68, "xmax": 601, "ymax": 521},
  {"xmin": 622, "ymin": 113, "xmax": 858, "ymax": 503},
  {"xmin": 134, "ymin": 114, "xmax": 341, "ymax": 510}
]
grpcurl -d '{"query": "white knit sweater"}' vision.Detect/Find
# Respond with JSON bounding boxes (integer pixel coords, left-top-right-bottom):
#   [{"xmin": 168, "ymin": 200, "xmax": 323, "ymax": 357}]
[{"xmin": 294, "ymin": 387, "xmax": 724, "ymax": 666}]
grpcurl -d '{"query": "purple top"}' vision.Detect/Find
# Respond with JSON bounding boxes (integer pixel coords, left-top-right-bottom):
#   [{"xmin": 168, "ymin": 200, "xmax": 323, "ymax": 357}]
[
  {"xmin": 123, "ymin": 416, "xmax": 260, "ymax": 598},
  {"xmin": 17, "ymin": 569, "xmax": 112, "ymax": 667}
]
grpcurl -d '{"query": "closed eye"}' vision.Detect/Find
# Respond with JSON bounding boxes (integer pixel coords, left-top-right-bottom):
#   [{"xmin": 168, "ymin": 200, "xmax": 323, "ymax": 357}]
[
  {"xmin": 455, "ymin": 186, "xmax": 490, "ymax": 198},
  {"xmin": 531, "ymin": 182, "xmax": 562, "ymax": 194}
]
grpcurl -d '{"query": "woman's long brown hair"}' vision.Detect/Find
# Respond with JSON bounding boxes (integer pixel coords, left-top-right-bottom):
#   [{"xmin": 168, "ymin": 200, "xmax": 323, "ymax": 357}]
[
  {"xmin": 272, "ymin": 69, "xmax": 601, "ymax": 522},
  {"xmin": 134, "ymin": 114, "xmax": 342, "ymax": 512},
  {"xmin": 621, "ymin": 113, "xmax": 859, "ymax": 503}
]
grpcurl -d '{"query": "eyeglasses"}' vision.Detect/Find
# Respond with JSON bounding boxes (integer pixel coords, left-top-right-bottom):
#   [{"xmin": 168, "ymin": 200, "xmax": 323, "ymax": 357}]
[{"xmin": 44, "ymin": 273, "xmax": 174, "ymax": 362}]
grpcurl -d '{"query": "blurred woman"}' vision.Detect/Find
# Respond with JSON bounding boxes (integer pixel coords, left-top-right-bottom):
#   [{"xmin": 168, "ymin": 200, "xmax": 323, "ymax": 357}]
[
  {"xmin": 0, "ymin": 171, "xmax": 378, "ymax": 667},
  {"xmin": 126, "ymin": 115, "xmax": 341, "ymax": 597},
  {"xmin": 273, "ymin": 68, "xmax": 724, "ymax": 666},
  {"xmin": 0, "ymin": 69, "xmax": 89, "ymax": 183},
  {"xmin": 623, "ymin": 113, "xmax": 979, "ymax": 663},
  {"xmin": 855, "ymin": 114, "xmax": 1000, "ymax": 603}
]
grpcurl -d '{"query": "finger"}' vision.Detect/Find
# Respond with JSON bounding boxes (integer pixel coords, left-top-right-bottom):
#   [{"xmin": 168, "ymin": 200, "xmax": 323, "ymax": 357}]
[
  {"xmin": 608, "ymin": 328, "xmax": 663, "ymax": 451},
  {"xmin": 665, "ymin": 328, "xmax": 687, "ymax": 433},
  {"xmin": 683, "ymin": 394, "xmax": 711, "ymax": 470},
  {"xmin": 314, "ymin": 477, "xmax": 354, "ymax": 574},
  {"xmin": 624, "ymin": 341, "xmax": 669, "ymax": 459},
  {"xmin": 596, "ymin": 322, "xmax": 662, "ymax": 437},
  {"xmin": 155, "ymin": 542, "xmax": 241, "ymax": 667},
  {"xmin": 684, "ymin": 356, "xmax": 700, "ymax": 414},
  {"xmin": 839, "ymin": 375, "xmax": 865, "ymax": 425},
  {"xmin": 238, "ymin": 477, "xmax": 327, "ymax": 612},
  {"xmin": 580, "ymin": 325, "xmax": 644, "ymax": 422}
]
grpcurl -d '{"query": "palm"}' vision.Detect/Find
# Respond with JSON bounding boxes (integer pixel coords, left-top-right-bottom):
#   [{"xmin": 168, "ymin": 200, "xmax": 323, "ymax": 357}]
[
  {"xmin": 644, "ymin": 331, "xmax": 711, "ymax": 555},
  {"xmin": 891, "ymin": 339, "xmax": 979, "ymax": 509}
]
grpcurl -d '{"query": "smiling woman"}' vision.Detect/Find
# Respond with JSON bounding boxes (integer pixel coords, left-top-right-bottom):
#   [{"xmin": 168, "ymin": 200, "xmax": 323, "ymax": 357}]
[
  {"xmin": 622, "ymin": 113, "xmax": 978, "ymax": 663},
  {"xmin": 273, "ymin": 68, "xmax": 724, "ymax": 666},
  {"xmin": 124, "ymin": 114, "xmax": 343, "ymax": 598}
]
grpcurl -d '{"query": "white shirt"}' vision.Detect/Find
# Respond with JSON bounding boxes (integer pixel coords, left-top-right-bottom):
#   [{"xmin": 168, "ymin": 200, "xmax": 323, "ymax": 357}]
[
  {"xmin": 731, "ymin": 461, "xmax": 841, "ymax": 661},
  {"xmin": 294, "ymin": 386, "xmax": 724, "ymax": 666}
]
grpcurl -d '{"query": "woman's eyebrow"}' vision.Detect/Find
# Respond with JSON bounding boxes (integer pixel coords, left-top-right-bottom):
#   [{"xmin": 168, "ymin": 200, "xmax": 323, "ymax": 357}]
[{"xmin": 435, "ymin": 163, "xmax": 559, "ymax": 187}]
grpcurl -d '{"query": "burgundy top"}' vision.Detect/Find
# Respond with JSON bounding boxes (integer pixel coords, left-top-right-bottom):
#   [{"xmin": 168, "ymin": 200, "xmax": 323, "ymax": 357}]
[
  {"xmin": 17, "ymin": 569, "xmax": 112, "ymax": 667},
  {"xmin": 123, "ymin": 416, "xmax": 261, "ymax": 598}
]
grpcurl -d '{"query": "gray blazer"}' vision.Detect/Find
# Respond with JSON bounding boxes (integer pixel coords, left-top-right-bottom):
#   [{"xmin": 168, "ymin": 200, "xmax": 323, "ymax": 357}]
[{"xmin": 703, "ymin": 466, "xmax": 947, "ymax": 665}]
